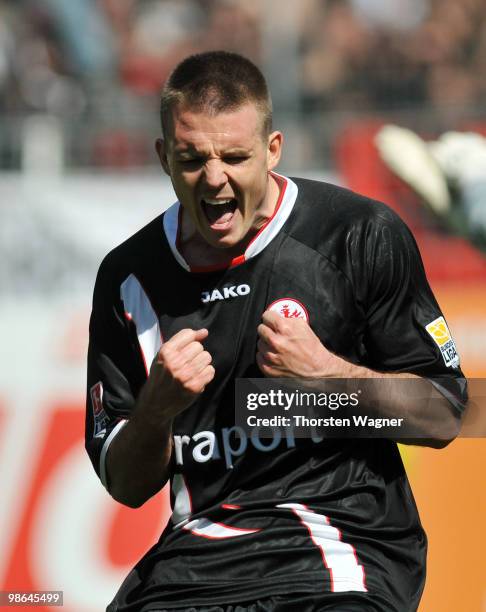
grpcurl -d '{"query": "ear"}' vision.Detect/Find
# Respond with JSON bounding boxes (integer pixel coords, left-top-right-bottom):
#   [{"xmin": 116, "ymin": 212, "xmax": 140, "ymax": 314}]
[
  {"xmin": 266, "ymin": 131, "xmax": 283, "ymax": 171},
  {"xmin": 155, "ymin": 138, "xmax": 171, "ymax": 176}
]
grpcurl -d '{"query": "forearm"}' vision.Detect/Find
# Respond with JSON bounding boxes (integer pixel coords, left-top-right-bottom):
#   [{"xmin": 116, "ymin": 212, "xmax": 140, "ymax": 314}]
[
  {"xmin": 257, "ymin": 313, "xmax": 463, "ymax": 446},
  {"xmin": 104, "ymin": 328, "xmax": 214, "ymax": 507},
  {"xmin": 106, "ymin": 407, "xmax": 173, "ymax": 508},
  {"xmin": 326, "ymin": 356, "xmax": 462, "ymax": 446}
]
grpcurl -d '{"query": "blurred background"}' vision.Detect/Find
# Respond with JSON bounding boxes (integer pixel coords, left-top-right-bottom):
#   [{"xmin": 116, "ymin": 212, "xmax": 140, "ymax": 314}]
[{"xmin": 0, "ymin": 0, "xmax": 485, "ymax": 610}]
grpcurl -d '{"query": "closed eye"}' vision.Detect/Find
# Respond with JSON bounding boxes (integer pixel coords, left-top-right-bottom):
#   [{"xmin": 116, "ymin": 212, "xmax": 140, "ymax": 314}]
[
  {"xmin": 177, "ymin": 158, "xmax": 203, "ymax": 166},
  {"xmin": 223, "ymin": 156, "xmax": 249, "ymax": 164},
  {"xmin": 175, "ymin": 155, "xmax": 249, "ymax": 166}
]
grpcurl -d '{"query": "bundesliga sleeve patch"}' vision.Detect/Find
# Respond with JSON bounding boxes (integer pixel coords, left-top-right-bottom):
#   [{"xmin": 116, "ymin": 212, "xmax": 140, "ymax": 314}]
[
  {"xmin": 425, "ymin": 316, "xmax": 460, "ymax": 368},
  {"xmin": 90, "ymin": 381, "xmax": 109, "ymax": 438}
]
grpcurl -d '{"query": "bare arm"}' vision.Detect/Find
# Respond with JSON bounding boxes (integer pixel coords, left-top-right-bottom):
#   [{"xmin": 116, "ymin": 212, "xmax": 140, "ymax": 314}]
[
  {"xmin": 257, "ymin": 311, "xmax": 463, "ymax": 447},
  {"xmin": 106, "ymin": 328, "xmax": 215, "ymax": 507}
]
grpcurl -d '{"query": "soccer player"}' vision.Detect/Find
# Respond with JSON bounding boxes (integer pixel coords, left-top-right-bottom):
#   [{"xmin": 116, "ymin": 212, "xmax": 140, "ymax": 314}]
[{"xmin": 86, "ymin": 51, "xmax": 467, "ymax": 612}]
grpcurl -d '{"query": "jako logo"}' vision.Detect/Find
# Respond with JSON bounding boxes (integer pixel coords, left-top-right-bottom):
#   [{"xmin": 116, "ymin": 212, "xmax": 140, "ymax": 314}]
[{"xmin": 201, "ymin": 284, "xmax": 250, "ymax": 303}]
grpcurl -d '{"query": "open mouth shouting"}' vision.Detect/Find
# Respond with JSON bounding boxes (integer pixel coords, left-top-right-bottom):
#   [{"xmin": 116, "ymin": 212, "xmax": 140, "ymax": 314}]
[{"xmin": 201, "ymin": 197, "xmax": 238, "ymax": 231}]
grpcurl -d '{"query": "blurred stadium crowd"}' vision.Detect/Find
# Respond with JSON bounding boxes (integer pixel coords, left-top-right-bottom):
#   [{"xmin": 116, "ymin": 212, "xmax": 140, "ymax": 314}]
[{"xmin": 1, "ymin": 0, "xmax": 486, "ymax": 169}]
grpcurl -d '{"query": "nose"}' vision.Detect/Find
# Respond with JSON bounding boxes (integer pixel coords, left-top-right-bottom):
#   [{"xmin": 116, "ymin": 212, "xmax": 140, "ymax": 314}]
[{"xmin": 203, "ymin": 158, "xmax": 227, "ymax": 190}]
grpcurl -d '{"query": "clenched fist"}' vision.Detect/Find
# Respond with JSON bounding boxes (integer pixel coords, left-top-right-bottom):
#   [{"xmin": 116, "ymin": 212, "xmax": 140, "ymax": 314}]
[
  {"xmin": 256, "ymin": 310, "xmax": 346, "ymax": 378},
  {"xmin": 137, "ymin": 328, "xmax": 215, "ymax": 425}
]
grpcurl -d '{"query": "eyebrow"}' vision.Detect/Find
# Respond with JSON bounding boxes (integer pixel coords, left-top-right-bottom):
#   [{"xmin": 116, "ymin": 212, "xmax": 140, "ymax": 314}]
[{"xmin": 174, "ymin": 147, "xmax": 252, "ymax": 157}]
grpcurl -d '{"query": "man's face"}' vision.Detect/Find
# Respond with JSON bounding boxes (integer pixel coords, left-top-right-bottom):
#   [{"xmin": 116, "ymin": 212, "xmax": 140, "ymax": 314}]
[{"xmin": 156, "ymin": 102, "xmax": 282, "ymax": 249}]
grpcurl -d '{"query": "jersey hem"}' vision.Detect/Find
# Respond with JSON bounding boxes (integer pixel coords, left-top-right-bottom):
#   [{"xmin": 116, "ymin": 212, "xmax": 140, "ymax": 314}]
[{"xmin": 123, "ymin": 572, "xmax": 378, "ymax": 611}]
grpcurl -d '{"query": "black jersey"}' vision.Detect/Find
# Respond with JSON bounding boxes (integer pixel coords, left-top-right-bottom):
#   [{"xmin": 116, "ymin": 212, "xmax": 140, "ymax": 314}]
[{"xmin": 86, "ymin": 175, "xmax": 466, "ymax": 612}]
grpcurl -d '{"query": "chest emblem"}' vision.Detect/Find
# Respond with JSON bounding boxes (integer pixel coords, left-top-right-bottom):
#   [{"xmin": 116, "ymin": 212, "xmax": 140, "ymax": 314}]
[{"xmin": 267, "ymin": 298, "xmax": 309, "ymax": 322}]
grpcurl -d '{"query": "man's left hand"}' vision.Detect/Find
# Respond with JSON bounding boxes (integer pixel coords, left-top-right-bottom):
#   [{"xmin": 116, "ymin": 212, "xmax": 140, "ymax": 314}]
[{"xmin": 256, "ymin": 310, "xmax": 344, "ymax": 378}]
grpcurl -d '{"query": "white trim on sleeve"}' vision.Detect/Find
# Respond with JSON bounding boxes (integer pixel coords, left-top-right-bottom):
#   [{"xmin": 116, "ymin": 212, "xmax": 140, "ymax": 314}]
[{"xmin": 100, "ymin": 419, "xmax": 129, "ymax": 489}]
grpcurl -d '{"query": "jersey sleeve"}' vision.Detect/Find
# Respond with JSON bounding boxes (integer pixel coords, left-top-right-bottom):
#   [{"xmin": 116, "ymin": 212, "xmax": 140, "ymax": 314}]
[
  {"xmin": 360, "ymin": 209, "xmax": 467, "ymax": 413},
  {"xmin": 85, "ymin": 255, "xmax": 147, "ymax": 489}
]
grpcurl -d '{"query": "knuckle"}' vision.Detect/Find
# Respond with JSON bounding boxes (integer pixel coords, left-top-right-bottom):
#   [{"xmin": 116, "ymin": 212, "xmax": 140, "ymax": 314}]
[
  {"xmin": 258, "ymin": 361, "xmax": 271, "ymax": 376},
  {"xmin": 172, "ymin": 370, "xmax": 186, "ymax": 386},
  {"xmin": 160, "ymin": 359, "xmax": 175, "ymax": 377},
  {"xmin": 268, "ymin": 352, "xmax": 280, "ymax": 365},
  {"xmin": 184, "ymin": 382, "xmax": 200, "ymax": 396},
  {"xmin": 160, "ymin": 344, "xmax": 174, "ymax": 362},
  {"xmin": 167, "ymin": 358, "xmax": 184, "ymax": 376}
]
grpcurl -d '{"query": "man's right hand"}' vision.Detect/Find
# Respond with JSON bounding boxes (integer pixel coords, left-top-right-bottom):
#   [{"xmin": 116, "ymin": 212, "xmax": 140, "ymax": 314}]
[
  {"xmin": 106, "ymin": 328, "xmax": 214, "ymax": 507},
  {"xmin": 136, "ymin": 328, "xmax": 215, "ymax": 427}
]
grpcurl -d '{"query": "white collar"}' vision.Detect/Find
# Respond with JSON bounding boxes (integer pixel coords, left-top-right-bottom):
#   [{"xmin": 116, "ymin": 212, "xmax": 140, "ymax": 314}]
[{"xmin": 162, "ymin": 173, "xmax": 298, "ymax": 273}]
